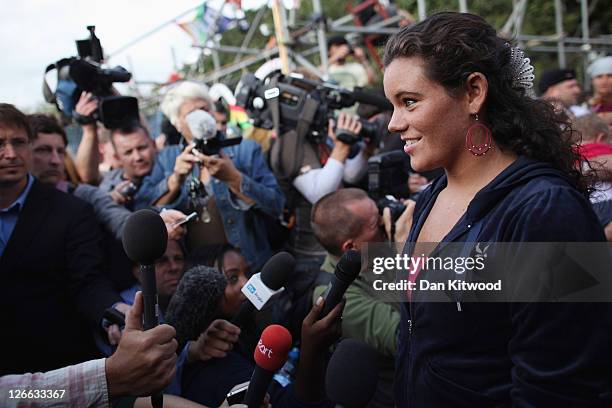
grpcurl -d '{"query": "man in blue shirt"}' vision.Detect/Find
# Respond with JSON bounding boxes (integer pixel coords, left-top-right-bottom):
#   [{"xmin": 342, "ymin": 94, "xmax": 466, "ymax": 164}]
[
  {"xmin": 0, "ymin": 162, "xmax": 34, "ymax": 257},
  {"xmin": 0, "ymin": 103, "xmax": 122, "ymax": 375}
]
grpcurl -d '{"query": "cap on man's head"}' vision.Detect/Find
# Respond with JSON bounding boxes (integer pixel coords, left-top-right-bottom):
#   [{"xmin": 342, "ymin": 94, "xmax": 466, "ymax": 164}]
[
  {"xmin": 538, "ymin": 69, "xmax": 577, "ymax": 95},
  {"xmin": 327, "ymin": 35, "xmax": 349, "ymax": 48},
  {"xmin": 588, "ymin": 56, "xmax": 612, "ymax": 78}
]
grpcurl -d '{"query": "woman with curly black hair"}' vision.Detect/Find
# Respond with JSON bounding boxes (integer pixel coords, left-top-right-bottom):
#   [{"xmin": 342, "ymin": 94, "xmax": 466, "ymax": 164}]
[{"xmin": 383, "ymin": 12, "xmax": 611, "ymax": 406}]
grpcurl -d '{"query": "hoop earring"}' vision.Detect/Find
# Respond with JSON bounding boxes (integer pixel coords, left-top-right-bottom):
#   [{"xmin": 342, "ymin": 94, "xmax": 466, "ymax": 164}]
[{"xmin": 465, "ymin": 114, "xmax": 493, "ymax": 156}]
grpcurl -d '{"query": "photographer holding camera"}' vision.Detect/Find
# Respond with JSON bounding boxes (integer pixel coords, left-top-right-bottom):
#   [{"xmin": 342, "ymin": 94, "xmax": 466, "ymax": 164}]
[
  {"xmin": 278, "ymin": 110, "xmax": 378, "ymax": 272},
  {"xmin": 72, "ymin": 92, "xmax": 157, "ymax": 210},
  {"xmin": 144, "ymin": 81, "xmax": 284, "ymax": 272},
  {"xmin": 235, "ymin": 72, "xmax": 385, "ymax": 272},
  {"xmin": 99, "ymin": 123, "xmax": 157, "ymax": 209},
  {"xmin": 327, "ymin": 36, "xmax": 377, "ymax": 91},
  {"xmin": 307, "ymin": 187, "xmax": 412, "ymax": 407}
]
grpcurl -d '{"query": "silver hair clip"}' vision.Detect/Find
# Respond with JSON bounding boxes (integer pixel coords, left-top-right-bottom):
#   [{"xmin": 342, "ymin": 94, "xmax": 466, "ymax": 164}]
[{"xmin": 508, "ymin": 45, "xmax": 535, "ymax": 96}]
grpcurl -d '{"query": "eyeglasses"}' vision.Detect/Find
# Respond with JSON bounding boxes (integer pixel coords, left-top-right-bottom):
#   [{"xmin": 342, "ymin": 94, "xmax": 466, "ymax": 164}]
[{"xmin": 0, "ymin": 138, "xmax": 30, "ymax": 154}]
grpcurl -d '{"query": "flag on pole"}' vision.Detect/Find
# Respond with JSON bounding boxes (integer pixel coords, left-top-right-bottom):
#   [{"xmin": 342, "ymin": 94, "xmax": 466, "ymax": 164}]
[{"xmin": 177, "ymin": 1, "xmax": 247, "ymax": 45}]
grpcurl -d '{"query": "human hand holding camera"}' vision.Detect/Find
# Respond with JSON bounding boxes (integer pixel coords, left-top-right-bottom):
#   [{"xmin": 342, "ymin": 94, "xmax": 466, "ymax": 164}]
[
  {"xmin": 330, "ymin": 113, "xmax": 362, "ymax": 162},
  {"xmin": 195, "ymin": 150, "xmax": 242, "ymax": 190},
  {"xmin": 174, "ymin": 144, "xmax": 200, "ymax": 178},
  {"xmin": 382, "ymin": 199, "xmax": 416, "ymax": 251},
  {"xmin": 74, "ymin": 91, "xmax": 98, "ymax": 127},
  {"xmin": 167, "ymin": 144, "xmax": 200, "ymax": 193},
  {"xmin": 109, "ymin": 180, "xmax": 136, "ymax": 205}
]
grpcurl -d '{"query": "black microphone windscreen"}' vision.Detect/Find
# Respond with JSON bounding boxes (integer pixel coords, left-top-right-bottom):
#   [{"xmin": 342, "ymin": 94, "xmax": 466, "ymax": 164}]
[
  {"xmin": 326, "ymin": 339, "xmax": 379, "ymax": 408},
  {"xmin": 165, "ymin": 265, "xmax": 227, "ymax": 347},
  {"xmin": 352, "ymin": 87, "xmax": 393, "ymax": 112},
  {"xmin": 122, "ymin": 209, "xmax": 168, "ymax": 264},
  {"xmin": 260, "ymin": 251, "xmax": 295, "ymax": 290},
  {"xmin": 335, "ymin": 249, "xmax": 362, "ymax": 284}
]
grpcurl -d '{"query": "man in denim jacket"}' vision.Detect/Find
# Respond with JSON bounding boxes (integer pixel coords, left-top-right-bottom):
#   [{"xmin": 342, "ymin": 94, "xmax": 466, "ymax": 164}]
[{"xmin": 143, "ymin": 81, "xmax": 285, "ymax": 271}]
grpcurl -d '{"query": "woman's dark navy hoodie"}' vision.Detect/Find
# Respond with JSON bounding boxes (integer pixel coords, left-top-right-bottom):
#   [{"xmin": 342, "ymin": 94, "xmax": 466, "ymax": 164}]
[{"xmin": 395, "ymin": 156, "xmax": 612, "ymax": 407}]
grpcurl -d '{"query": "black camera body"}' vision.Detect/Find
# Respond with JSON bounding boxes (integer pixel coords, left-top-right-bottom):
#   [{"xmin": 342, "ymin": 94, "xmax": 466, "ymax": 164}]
[
  {"xmin": 235, "ymin": 72, "xmax": 385, "ymax": 145},
  {"xmin": 193, "ymin": 132, "xmax": 243, "ymax": 156},
  {"xmin": 368, "ymin": 151, "xmax": 411, "ymax": 223},
  {"xmin": 44, "ymin": 26, "xmax": 138, "ymax": 129},
  {"xmin": 335, "ymin": 118, "xmax": 381, "ymax": 145},
  {"xmin": 119, "ymin": 178, "xmax": 142, "ymax": 200}
]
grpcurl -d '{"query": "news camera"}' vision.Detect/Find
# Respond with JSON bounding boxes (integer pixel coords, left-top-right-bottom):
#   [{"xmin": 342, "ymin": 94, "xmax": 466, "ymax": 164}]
[
  {"xmin": 235, "ymin": 72, "xmax": 390, "ymax": 145},
  {"xmin": 368, "ymin": 151, "xmax": 444, "ymax": 223},
  {"xmin": 43, "ymin": 26, "xmax": 139, "ymax": 129},
  {"xmin": 368, "ymin": 150, "xmax": 410, "ymax": 223}
]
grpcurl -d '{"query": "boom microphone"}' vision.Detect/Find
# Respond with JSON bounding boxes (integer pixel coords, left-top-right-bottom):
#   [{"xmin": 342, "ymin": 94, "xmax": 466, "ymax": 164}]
[
  {"xmin": 232, "ymin": 251, "xmax": 295, "ymax": 328},
  {"xmin": 165, "ymin": 265, "xmax": 227, "ymax": 347},
  {"xmin": 326, "ymin": 339, "xmax": 379, "ymax": 408},
  {"xmin": 244, "ymin": 325, "xmax": 293, "ymax": 408},
  {"xmin": 121, "ymin": 209, "xmax": 168, "ymax": 408},
  {"xmin": 352, "ymin": 87, "xmax": 393, "ymax": 112},
  {"xmin": 320, "ymin": 249, "xmax": 361, "ymax": 318}
]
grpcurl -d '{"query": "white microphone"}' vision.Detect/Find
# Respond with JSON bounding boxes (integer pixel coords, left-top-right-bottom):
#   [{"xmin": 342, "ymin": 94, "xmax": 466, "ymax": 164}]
[
  {"xmin": 242, "ymin": 273, "xmax": 284, "ymax": 310},
  {"xmin": 231, "ymin": 252, "xmax": 294, "ymax": 328},
  {"xmin": 186, "ymin": 109, "xmax": 217, "ymax": 142}
]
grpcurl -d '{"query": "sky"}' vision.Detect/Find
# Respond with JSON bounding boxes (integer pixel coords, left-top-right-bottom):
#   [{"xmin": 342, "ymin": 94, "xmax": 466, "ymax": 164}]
[{"xmin": 0, "ymin": 0, "xmax": 267, "ymax": 111}]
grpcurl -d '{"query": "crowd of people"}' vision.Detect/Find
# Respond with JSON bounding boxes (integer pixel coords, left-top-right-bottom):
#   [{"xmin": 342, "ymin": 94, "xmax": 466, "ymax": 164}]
[{"xmin": 1, "ymin": 10, "xmax": 612, "ymax": 408}]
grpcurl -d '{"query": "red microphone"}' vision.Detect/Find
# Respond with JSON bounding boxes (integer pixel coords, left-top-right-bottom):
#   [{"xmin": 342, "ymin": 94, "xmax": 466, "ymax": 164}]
[{"xmin": 244, "ymin": 325, "xmax": 292, "ymax": 407}]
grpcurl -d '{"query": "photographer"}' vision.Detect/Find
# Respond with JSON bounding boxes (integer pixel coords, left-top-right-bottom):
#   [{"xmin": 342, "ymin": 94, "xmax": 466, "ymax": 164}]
[
  {"xmin": 98, "ymin": 122, "xmax": 157, "ymax": 209},
  {"xmin": 327, "ymin": 36, "xmax": 377, "ymax": 91},
  {"xmin": 72, "ymin": 90, "xmax": 157, "ymax": 210},
  {"xmin": 145, "ymin": 81, "xmax": 284, "ymax": 272},
  {"xmin": 309, "ymin": 188, "xmax": 413, "ymax": 407},
  {"xmin": 279, "ymin": 110, "xmax": 376, "ymax": 273}
]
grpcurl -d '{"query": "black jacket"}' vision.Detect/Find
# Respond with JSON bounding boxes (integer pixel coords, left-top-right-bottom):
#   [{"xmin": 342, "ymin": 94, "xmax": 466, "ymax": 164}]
[
  {"xmin": 0, "ymin": 180, "xmax": 121, "ymax": 375},
  {"xmin": 395, "ymin": 156, "xmax": 611, "ymax": 407}
]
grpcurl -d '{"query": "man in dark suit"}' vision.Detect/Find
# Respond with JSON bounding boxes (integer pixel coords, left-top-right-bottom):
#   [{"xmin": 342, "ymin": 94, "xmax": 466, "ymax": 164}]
[{"xmin": 0, "ymin": 103, "xmax": 122, "ymax": 375}]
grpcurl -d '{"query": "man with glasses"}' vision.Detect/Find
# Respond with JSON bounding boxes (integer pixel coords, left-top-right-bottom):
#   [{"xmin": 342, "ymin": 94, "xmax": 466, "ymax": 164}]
[{"xmin": 0, "ymin": 103, "xmax": 122, "ymax": 376}]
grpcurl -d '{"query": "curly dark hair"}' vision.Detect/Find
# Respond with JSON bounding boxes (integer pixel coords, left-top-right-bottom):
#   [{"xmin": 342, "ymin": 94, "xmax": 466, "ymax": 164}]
[{"xmin": 384, "ymin": 12, "xmax": 589, "ymax": 195}]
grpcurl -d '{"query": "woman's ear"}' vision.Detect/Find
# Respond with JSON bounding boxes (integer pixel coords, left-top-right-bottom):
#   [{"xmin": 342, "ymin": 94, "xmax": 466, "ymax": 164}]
[{"xmin": 465, "ymin": 72, "xmax": 488, "ymax": 115}]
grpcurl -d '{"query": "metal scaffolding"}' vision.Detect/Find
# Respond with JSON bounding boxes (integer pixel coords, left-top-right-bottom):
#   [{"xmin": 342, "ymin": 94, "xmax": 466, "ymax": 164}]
[
  {"xmin": 187, "ymin": 0, "xmax": 612, "ymax": 88},
  {"xmin": 109, "ymin": 0, "xmax": 612, "ymax": 98}
]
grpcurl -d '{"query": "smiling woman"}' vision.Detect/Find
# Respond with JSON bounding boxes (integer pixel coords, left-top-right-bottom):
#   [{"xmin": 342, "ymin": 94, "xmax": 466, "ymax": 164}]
[{"xmin": 383, "ymin": 12, "xmax": 611, "ymax": 408}]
